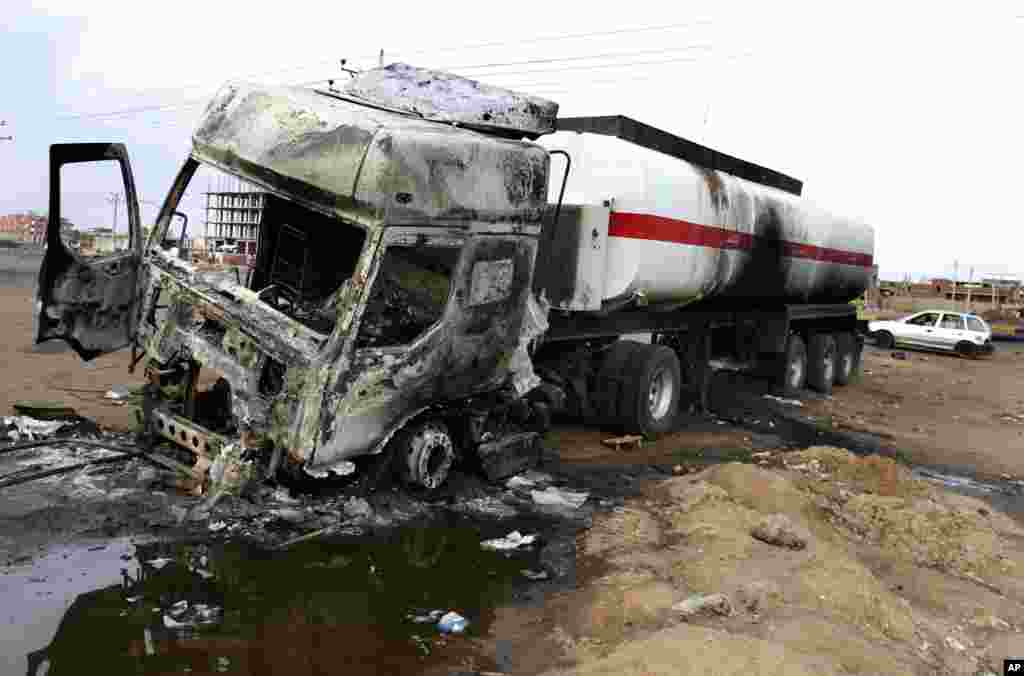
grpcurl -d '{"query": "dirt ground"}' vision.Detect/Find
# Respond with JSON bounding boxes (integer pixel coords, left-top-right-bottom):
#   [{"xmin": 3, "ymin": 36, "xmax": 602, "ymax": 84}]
[
  {"xmin": 0, "ymin": 284, "xmax": 145, "ymax": 432},
  {"xmin": 4, "ymin": 245, "xmax": 1024, "ymax": 675}
]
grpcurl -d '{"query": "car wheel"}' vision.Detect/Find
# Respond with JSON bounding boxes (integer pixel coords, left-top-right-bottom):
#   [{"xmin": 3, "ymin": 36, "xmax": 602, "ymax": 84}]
[
  {"xmin": 807, "ymin": 333, "xmax": 837, "ymax": 394},
  {"xmin": 874, "ymin": 330, "xmax": 894, "ymax": 349},
  {"xmin": 956, "ymin": 341, "xmax": 977, "ymax": 359}
]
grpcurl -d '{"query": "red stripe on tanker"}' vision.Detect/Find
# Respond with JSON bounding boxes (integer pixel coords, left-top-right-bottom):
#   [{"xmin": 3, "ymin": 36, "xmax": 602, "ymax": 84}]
[{"xmin": 607, "ymin": 212, "xmax": 874, "ymax": 268}]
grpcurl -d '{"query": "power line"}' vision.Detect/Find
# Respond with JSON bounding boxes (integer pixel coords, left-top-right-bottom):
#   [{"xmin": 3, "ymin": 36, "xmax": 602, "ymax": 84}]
[
  {"xmin": 432, "ymin": 43, "xmax": 715, "ymax": 72},
  {"xmin": 55, "ymin": 19, "xmax": 717, "ymax": 121}
]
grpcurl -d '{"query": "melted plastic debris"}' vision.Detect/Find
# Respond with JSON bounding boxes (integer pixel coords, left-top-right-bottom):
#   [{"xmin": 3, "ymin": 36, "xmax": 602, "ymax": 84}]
[
  {"xmin": 3, "ymin": 415, "xmax": 69, "ymax": 440},
  {"xmin": 481, "ymin": 531, "xmax": 538, "ymax": 551},
  {"xmin": 530, "ymin": 486, "xmax": 589, "ymax": 510}
]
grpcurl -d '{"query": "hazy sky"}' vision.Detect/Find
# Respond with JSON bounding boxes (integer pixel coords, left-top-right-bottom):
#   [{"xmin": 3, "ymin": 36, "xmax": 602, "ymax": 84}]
[{"xmin": 3, "ymin": 0, "xmax": 1021, "ymax": 281}]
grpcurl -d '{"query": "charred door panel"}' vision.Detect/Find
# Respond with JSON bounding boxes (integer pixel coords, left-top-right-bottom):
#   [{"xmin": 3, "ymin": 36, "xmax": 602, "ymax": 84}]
[
  {"xmin": 315, "ymin": 230, "xmax": 537, "ymax": 467},
  {"xmin": 35, "ymin": 143, "xmax": 143, "ymax": 360}
]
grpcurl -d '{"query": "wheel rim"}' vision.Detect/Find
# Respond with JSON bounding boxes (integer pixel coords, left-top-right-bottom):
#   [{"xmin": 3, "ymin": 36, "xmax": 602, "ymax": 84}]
[
  {"xmin": 648, "ymin": 367, "xmax": 674, "ymax": 420},
  {"xmin": 408, "ymin": 425, "xmax": 454, "ymax": 490},
  {"xmin": 788, "ymin": 354, "xmax": 804, "ymax": 389}
]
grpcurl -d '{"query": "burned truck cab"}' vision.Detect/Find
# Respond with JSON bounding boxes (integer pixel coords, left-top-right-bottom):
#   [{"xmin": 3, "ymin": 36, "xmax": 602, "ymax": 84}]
[{"xmin": 34, "ymin": 64, "xmax": 558, "ymax": 492}]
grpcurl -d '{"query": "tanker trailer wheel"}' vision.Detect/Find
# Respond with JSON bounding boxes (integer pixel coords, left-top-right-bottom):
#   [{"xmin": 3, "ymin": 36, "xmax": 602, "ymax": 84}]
[
  {"xmin": 779, "ymin": 334, "xmax": 808, "ymax": 396},
  {"xmin": 594, "ymin": 340, "xmax": 647, "ymax": 427},
  {"xmin": 620, "ymin": 344, "xmax": 682, "ymax": 436},
  {"xmin": 833, "ymin": 332, "xmax": 860, "ymax": 386},
  {"xmin": 807, "ymin": 333, "xmax": 837, "ymax": 395},
  {"xmin": 394, "ymin": 420, "xmax": 456, "ymax": 491}
]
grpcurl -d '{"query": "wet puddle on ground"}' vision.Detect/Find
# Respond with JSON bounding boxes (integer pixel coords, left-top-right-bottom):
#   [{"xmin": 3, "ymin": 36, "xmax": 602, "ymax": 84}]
[
  {"xmin": 0, "ymin": 511, "xmax": 562, "ymax": 676},
  {"xmin": 912, "ymin": 466, "xmax": 1024, "ymax": 520}
]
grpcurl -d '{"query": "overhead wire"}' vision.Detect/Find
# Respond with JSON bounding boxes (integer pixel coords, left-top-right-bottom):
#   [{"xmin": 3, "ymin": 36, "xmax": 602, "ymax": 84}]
[{"xmin": 56, "ymin": 19, "xmax": 720, "ymax": 122}]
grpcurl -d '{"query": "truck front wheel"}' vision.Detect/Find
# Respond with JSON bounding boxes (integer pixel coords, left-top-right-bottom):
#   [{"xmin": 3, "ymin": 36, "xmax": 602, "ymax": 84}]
[{"xmin": 395, "ymin": 420, "xmax": 455, "ymax": 491}]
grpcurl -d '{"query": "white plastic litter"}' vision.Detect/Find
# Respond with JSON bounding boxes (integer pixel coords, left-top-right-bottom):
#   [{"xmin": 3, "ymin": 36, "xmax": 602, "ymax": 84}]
[
  {"xmin": 208, "ymin": 521, "xmax": 228, "ymax": 532},
  {"xmin": 104, "ymin": 385, "xmax": 133, "ymax": 400},
  {"xmin": 3, "ymin": 416, "xmax": 69, "ymax": 440},
  {"xmin": 408, "ymin": 609, "xmax": 444, "ymax": 624},
  {"xmin": 530, "ymin": 486, "xmax": 589, "ymax": 510},
  {"xmin": 506, "ymin": 470, "xmax": 554, "ymax": 490},
  {"xmin": 146, "ymin": 558, "xmax": 172, "ymax": 570},
  {"xmin": 481, "ymin": 530, "xmax": 538, "ymax": 551},
  {"xmin": 437, "ymin": 611, "xmax": 468, "ymax": 634}
]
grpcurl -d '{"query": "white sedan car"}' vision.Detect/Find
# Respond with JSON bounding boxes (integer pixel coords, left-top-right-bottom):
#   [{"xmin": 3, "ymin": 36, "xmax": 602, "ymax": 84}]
[{"xmin": 868, "ymin": 311, "xmax": 993, "ymax": 357}]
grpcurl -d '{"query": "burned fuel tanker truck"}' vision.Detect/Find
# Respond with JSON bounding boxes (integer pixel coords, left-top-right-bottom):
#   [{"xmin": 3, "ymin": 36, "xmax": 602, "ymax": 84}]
[{"xmin": 34, "ymin": 63, "xmax": 874, "ymax": 493}]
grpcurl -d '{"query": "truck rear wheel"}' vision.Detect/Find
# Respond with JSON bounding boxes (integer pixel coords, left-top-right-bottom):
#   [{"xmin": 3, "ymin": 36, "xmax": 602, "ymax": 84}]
[
  {"xmin": 780, "ymin": 334, "xmax": 808, "ymax": 395},
  {"xmin": 807, "ymin": 333, "xmax": 836, "ymax": 394},
  {"xmin": 597, "ymin": 341, "xmax": 681, "ymax": 436},
  {"xmin": 621, "ymin": 344, "xmax": 682, "ymax": 435},
  {"xmin": 833, "ymin": 332, "xmax": 859, "ymax": 385}
]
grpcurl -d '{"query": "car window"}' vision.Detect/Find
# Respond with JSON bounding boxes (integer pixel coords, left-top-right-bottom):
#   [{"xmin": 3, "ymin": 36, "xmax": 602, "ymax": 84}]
[
  {"xmin": 966, "ymin": 317, "xmax": 986, "ymax": 333},
  {"xmin": 907, "ymin": 312, "xmax": 940, "ymax": 327},
  {"xmin": 940, "ymin": 314, "xmax": 965, "ymax": 330}
]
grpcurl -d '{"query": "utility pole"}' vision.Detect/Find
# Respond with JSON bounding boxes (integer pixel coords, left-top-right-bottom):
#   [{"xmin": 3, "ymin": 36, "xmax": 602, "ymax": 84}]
[
  {"xmin": 107, "ymin": 191, "xmax": 121, "ymax": 236},
  {"xmin": 379, "ymin": 49, "xmax": 384, "ymax": 67}
]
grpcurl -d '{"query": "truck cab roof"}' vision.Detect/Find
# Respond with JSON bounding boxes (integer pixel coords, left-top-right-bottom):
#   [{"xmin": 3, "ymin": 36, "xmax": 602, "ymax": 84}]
[{"xmin": 191, "ymin": 75, "xmax": 552, "ymax": 230}]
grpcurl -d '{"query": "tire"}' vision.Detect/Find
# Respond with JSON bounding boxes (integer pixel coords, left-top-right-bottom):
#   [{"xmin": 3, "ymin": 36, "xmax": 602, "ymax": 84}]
[
  {"xmin": 393, "ymin": 420, "xmax": 456, "ymax": 491},
  {"xmin": 595, "ymin": 341, "xmax": 647, "ymax": 427},
  {"xmin": 956, "ymin": 341, "xmax": 976, "ymax": 359},
  {"xmin": 617, "ymin": 343, "xmax": 682, "ymax": 436},
  {"xmin": 874, "ymin": 330, "xmax": 894, "ymax": 349},
  {"xmin": 833, "ymin": 332, "xmax": 859, "ymax": 386},
  {"xmin": 807, "ymin": 333, "xmax": 837, "ymax": 394},
  {"xmin": 779, "ymin": 334, "xmax": 808, "ymax": 396}
]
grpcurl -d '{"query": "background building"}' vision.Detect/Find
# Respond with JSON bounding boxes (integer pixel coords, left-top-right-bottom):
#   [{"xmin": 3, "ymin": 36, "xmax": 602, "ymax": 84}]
[{"xmin": 204, "ymin": 190, "xmax": 265, "ymax": 258}]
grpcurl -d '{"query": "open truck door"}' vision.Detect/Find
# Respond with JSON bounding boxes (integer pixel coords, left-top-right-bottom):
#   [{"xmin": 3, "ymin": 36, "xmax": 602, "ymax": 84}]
[{"xmin": 35, "ymin": 143, "xmax": 143, "ymax": 360}]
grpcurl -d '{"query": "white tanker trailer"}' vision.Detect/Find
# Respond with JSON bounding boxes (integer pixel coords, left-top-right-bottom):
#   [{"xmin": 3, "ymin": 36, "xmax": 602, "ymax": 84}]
[{"xmin": 33, "ymin": 63, "xmax": 873, "ymax": 493}]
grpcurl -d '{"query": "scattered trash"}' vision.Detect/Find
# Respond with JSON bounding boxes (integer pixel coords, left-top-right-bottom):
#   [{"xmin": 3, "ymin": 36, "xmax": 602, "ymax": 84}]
[
  {"xmin": 943, "ymin": 635, "xmax": 966, "ymax": 652},
  {"xmin": 146, "ymin": 558, "xmax": 172, "ymax": 570},
  {"xmin": 601, "ymin": 434, "xmax": 644, "ymax": 451},
  {"xmin": 673, "ymin": 593, "xmax": 733, "ymax": 618},
  {"xmin": 408, "ymin": 609, "xmax": 444, "ymax": 624},
  {"xmin": 143, "ymin": 627, "xmax": 155, "ymax": 656},
  {"xmin": 750, "ymin": 513, "xmax": 810, "ymax": 550},
  {"xmin": 437, "ymin": 611, "xmax": 468, "ymax": 634},
  {"xmin": 450, "ymin": 496, "xmax": 518, "ymax": 518},
  {"xmin": 104, "ymin": 386, "xmax": 132, "ymax": 401},
  {"xmin": 481, "ymin": 531, "xmax": 538, "ymax": 551},
  {"xmin": 751, "ymin": 451, "xmax": 772, "ymax": 459},
  {"xmin": 2, "ymin": 415, "xmax": 69, "ymax": 440},
  {"xmin": 270, "ymin": 487, "xmax": 300, "ymax": 504},
  {"xmin": 163, "ymin": 601, "xmax": 222, "ymax": 629},
  {"xmin": 530, "ymin": 486, "xmax": 589, "ymax": 510},
  {"xmin": 208, "ymin": 521, "xmax": 228, "ymax": 533},
  {"xmin": 891, "ymin": 351, "xmax": 908, "ymax": 360},
  {"xmin": 506, "ymin": 470, "xmax": 553, "ymax": 490},
  {"xmin": 762, "ymin": 395, "xmax": 803, "ymax": 407},
  {"xmin": 521, "ymin": 569, "xmax": 550, "ymax": 581}
]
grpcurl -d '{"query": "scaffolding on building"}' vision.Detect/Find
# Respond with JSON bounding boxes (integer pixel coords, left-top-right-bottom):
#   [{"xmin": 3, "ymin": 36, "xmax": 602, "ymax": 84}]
[{"xmin": 203, "ymin": 189, "xmax": 266, "ymax": 258}]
